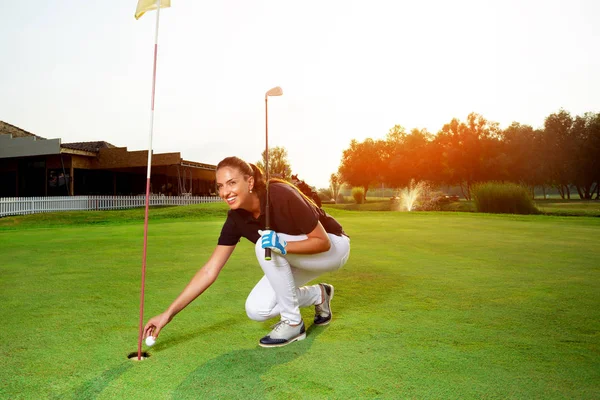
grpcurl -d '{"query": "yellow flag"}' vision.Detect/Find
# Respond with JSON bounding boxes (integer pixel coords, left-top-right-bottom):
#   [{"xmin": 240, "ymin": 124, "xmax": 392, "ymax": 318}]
[{"xmin": 135, "ymin": 0, "xmax": 171, "ymax": 20}]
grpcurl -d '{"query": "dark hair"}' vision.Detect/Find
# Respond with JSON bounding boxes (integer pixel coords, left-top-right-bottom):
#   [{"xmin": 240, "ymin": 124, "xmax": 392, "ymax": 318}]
[{"xmin": 216, "ymin": 156, "xmax": 266, "ymax": 193}]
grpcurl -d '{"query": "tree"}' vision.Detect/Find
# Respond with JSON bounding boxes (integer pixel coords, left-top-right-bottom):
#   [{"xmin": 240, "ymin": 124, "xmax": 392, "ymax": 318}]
[
  {"xmin": 256, "ymin": 146, "xmax": 292, "ymax": 181},
  {"xmin": 571, "ymin": 112, "xmax": 600, "ymax": 199},
  {"xmin": 382, "ymin": 126, "xmax": 437, "ymax": 188},
  {"xmin": 338, "ymin": 138, "xmax": 385, "ymax": 200},
  {"xmin": 381, "ymin": 125, "xmax": 412, "ymax": 188},
  {"xmin": 329, "ymin": 172, "xmax": 343, "ymax": 203},
  {"xmin": 435, "ymin": 113, "xmax": 503, "ymax": 200},
  {"xmin": 500, "ymin": 122, "xmax": 544, "ymax": 197},
  {"xmin": 409, "ymin": 128, "xmax": 442, "ymax": 184},
  {"xmin": 541, "ymin": 109, "xmax": 575, "ymax": 199}
]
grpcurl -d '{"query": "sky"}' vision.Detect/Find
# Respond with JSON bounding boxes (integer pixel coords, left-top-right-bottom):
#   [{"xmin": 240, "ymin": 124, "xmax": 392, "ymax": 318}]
[{"xmin": 1, "ymin": 0, "xmax": 599, "ymax": 189}]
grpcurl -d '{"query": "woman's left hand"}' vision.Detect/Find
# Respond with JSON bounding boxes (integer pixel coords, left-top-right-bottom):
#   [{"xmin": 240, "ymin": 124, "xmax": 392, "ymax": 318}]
[{"xmin": 259, "ymin": 230, "xmax": 287, "ymax": 255}]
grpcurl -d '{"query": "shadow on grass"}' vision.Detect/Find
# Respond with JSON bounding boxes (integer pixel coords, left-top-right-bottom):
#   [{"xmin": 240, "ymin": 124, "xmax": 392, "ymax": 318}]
[
  {"xmin": 68, "ymin": 318, "xmax": 240, "ymax": 399},
  {"xmin": 71, "ymin": 362, "xmax": 133, "ymax": 400},
  {"xmin": 171, "ymin": 324, "xmax": 325, "ymax": 399},
  {"xmin": 65, "ymin": 318, "xmax": 241, "ymax": 400},
  {"xmin": 149, "ymin": 317, "xmax": 241, "ymax": 354}
]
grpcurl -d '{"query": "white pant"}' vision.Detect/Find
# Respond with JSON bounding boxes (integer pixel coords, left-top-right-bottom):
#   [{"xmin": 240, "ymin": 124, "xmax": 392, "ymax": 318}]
[{"xmin": 246, "ymin": 233, "xmax": 351, "ymax": 325}]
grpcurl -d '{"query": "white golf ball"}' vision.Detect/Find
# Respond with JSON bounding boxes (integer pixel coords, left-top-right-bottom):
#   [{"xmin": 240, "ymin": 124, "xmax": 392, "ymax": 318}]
[{"xmin": 145, "ymin": 336, "xmax": 156, "ymax": 347}]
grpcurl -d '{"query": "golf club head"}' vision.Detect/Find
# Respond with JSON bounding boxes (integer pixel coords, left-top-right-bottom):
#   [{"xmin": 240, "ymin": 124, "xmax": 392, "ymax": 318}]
[{"xmin": 265, "ymin": 86, "xmax": 283, "ymax": 99}]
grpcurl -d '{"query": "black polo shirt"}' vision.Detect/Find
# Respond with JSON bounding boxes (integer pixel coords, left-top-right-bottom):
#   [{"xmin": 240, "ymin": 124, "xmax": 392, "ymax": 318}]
[{"xmin": 218, "ymin": 182, "xmax": 346, "ymax": 246}]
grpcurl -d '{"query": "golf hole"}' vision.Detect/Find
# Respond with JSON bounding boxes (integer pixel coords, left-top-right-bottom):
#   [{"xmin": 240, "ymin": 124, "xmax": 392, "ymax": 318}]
[{"xmin": 127, "ymin": 352, "xmax": 151, "ymax": 361}]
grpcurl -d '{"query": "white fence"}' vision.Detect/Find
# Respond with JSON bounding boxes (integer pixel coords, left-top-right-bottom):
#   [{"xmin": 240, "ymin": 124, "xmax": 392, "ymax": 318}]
[{"xmin": 0, "ymin": 195, "xmax": 222, "ymax": 218}]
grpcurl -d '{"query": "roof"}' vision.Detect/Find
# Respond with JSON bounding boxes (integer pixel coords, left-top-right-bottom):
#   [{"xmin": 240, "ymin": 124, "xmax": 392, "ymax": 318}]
[
  {"xmin": 0, "ymin": 121, "xmax": 46, "ymax": 140},
  {"xmin": 61, "ymin": 141, "xmax": 116, "ymax": 153},
  {"xmin": 181, "ymin": 159, "xmax": 217, "ymax": 170},
  {"xmin": 1, "ymin": 121, "xmax": 116, "ymax": 154}
]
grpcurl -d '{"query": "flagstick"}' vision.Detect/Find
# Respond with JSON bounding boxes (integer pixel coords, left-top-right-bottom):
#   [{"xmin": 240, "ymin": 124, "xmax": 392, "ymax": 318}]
[{"xmin": 138, "ymin": 0, "xmax": 162, "ymax": 361}]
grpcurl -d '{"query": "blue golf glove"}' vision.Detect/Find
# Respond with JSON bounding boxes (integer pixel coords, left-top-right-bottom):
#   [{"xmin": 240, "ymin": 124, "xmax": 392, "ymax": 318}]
[{"xmin": 258, "ymin": 230, "xmax": 287, "ymax": 255}]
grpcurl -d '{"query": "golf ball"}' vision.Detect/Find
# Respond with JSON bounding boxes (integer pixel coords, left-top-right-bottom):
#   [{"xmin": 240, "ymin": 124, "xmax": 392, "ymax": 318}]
[{"xmin": 145, "ymin": 336, "xmax": 156, "ymax": 347}]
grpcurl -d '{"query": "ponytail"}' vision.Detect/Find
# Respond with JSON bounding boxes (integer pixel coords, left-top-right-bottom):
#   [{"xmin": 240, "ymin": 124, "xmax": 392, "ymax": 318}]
[
  {"xmin": 249, "ymin": 163, "xmax": 266, "ymax": 193},
  {"xmin": 268, "ymin": 178, "xmax": 319, "ymax": 208}
]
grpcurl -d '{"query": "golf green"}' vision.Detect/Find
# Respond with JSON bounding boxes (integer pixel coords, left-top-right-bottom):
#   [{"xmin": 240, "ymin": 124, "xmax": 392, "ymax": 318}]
[{"xmin": 1, "ymin": 208, "xmax": 598, "ymax": 399}]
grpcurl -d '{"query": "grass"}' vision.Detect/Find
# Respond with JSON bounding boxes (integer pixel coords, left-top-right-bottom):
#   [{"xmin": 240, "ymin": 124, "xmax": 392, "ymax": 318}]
[
  {"xmin": 0, "ymin": 202, "xmax": 229, "ymax": 229},
  {"xmin": 329, "ymin": 198, "xmax": 600, "ymax": 217},
  {"xmin": 534, "ymin": 199, "xmax": 600, "ymax": 217},
  {"xmin": 1, "ymin": 205, "xmax": 599, "ymax": 398}
]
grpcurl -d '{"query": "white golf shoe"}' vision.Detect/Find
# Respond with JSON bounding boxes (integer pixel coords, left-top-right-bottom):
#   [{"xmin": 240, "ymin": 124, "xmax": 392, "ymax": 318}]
[{"xmin": 259, "ymin": 320, "xmax": 306, "ymax": 348}]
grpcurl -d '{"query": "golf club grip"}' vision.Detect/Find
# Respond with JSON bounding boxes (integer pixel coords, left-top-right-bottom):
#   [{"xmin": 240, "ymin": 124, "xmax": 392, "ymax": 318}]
[{"xmin": 265, "ymin": 247, "xmax": 272, "ymax": 260}]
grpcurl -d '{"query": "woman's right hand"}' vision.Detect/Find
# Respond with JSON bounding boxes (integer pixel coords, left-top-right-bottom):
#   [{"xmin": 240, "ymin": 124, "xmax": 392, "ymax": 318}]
[{"xmin": 143, "ymin": 312, "xmax": 172, "ymax": 339}]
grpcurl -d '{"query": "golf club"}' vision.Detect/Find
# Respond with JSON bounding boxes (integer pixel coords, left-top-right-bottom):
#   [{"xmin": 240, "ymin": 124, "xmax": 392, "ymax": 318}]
[{"xmin": 264, "ymin": 86, "xmax": 283, "ymax": 260}]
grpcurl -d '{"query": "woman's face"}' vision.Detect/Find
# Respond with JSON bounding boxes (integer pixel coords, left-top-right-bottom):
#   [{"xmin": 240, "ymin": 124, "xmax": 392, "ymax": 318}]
[{"xmin": 215, "ymin": 166, "xmax": 254, "ymax": 210}]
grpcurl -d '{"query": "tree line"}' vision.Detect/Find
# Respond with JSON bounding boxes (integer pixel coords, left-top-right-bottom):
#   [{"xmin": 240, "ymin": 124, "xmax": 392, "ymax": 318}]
[{"xmin": 337, "ymin": 110, "xmax": 600, "ymax": 200}]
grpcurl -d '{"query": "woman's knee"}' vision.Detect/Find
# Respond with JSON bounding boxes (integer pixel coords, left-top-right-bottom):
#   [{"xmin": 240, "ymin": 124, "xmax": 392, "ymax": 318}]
[{"xmin": 245, "ymin": 297, "xmax": 273, "ymax": 321}]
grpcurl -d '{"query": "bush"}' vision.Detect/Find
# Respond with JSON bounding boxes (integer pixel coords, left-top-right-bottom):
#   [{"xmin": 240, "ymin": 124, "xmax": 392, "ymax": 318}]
[
  {"xmin": 336, "ymin": 193, "xmax": 346, "ymax": 204},
  {"xmin": 472, "ymin": 182, "xmax": 538, "ymax": 214},
  {"xmin": 318, "ymin": 188, "xmax": 333, "ymax": 202},
  {"xmin": 351, "ymin": 187, "xmax": 365, "ymax": 204}
]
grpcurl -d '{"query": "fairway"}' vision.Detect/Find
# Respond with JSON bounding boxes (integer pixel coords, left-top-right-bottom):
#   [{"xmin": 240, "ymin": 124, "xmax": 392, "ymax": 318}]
[{"xmin": 1, "ymin": 208, "xmax": 599, "ymax": 399}]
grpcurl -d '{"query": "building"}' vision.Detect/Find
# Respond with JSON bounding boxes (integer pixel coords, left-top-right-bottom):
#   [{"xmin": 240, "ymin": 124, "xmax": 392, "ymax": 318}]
[{"xmin": 0, "ymin": 121, "xmax": 216, "ymax": 197}]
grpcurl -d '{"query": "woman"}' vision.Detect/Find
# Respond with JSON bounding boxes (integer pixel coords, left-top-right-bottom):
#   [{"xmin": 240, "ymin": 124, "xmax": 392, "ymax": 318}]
[{"xmin": 144, "ymin": 156, "xmax": 350, "ymax": 348}]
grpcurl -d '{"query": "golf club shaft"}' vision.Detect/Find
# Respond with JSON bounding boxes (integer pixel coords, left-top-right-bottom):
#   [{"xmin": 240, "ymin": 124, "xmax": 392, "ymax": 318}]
[{"xmin": 265, "ymin": 97, "xmax": 271, "ymax": 260}]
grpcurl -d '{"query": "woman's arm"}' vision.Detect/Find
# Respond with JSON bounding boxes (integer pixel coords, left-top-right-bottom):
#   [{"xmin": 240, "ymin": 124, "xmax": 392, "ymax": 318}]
[
  {"xmin": 143, "ymin": 245, "xmax": 236, "ymax": 338},
  {"xmin": 285, "ymin": 221, "xmax": 331, "ymax": 255}
]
